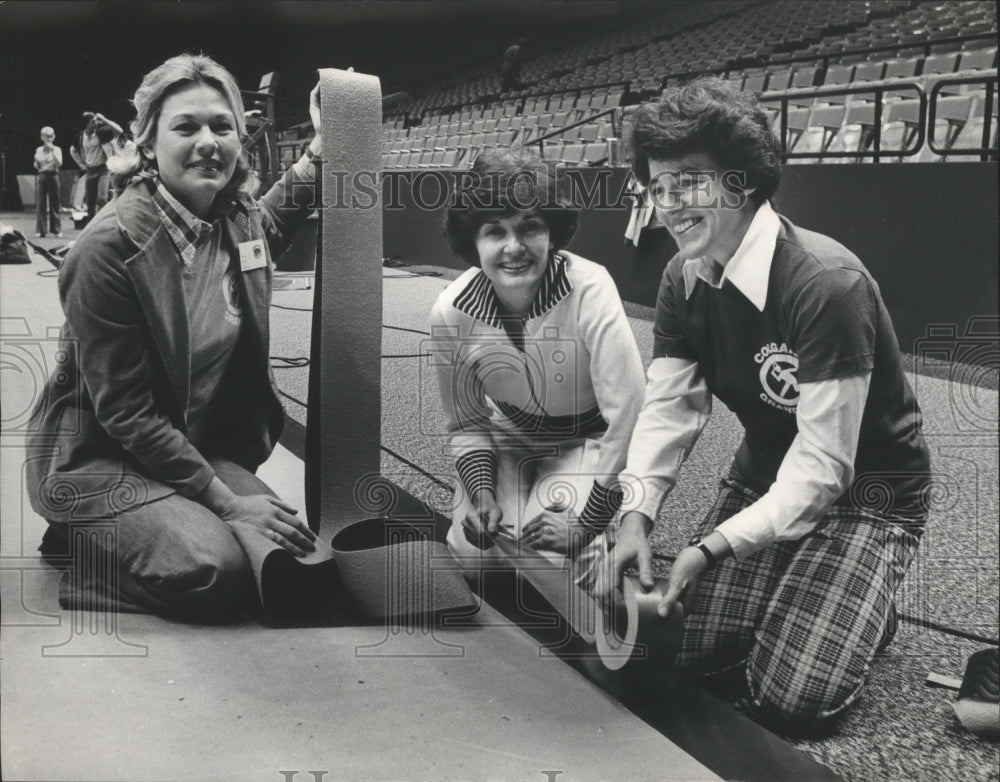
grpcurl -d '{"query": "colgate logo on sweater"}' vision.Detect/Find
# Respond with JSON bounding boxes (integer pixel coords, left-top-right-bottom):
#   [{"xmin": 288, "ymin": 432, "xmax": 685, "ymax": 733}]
[{"xmin": 754, "ymin": 342, "xmax": 798, "ymax": 413}]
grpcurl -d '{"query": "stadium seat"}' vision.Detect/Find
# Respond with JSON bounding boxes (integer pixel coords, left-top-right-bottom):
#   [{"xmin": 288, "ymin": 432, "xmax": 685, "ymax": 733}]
[
  {"xmin": 765, "ymin": 69, "xmax": 793, "ymax": 91},
  {"xmin": 583, "ymin": 141, "xmax": 607, "ymax": 165},
  {"xmin": 559, "ymin": 142, "xmax": 586, "ymax": 165},
  {"xmin": 835, "ymin": 101, "xmax": 879, "ymax": 161},
  {"xmin": 930, "ymin": 94, "xmax": 977, "ymax": 151},
  {"xmin": 820, "ymin": 63, "xmax": 855, "ymax": 105},
  {"xmin": 958, "ymin": 47, "xmax": 998, "ymax": 70},
  {"xmin": 791, "ymin": 66, "xmax": 820, "ymax": 88},
  {"xmin": 921, "ymin": 52, "xmax": 960, "ymax": 75},
  {"xmin": 880, "ymin": 98, "xmax": 921, "ymax": 160},
  {"xmin": 743, "ymin": 71, "xmax": 768, "ymax": 93},
  {"xmin": 561, "ymin": 125, "xmax": 581, "ymax": 142},
  {"xmin": 792, "ymin": 103, "xmax": 846, "ymax": 163},
  {"xmin": 853, "ymin": 61, "xmax": 886, "ymax": 83},
  {"xmin": 773, "ymin": 104, "xmax": 813, "ymax": 154},
  {"xmin": 949, "ymin": 112, "xmax": 999, "ymax": 159},
  {"xmin": 883, "ymin": 57, "xmax": 922, "ymax": 79}
]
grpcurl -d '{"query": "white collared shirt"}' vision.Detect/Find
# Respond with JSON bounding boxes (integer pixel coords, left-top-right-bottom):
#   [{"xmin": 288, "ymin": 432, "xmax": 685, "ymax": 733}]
[
  {"xmin": 620, "ymin": 202, "xmax": 872, "ymax": 560},
  {"xmin": 681, "ymin": 200, "xmax": 780, "ymax": 310}
]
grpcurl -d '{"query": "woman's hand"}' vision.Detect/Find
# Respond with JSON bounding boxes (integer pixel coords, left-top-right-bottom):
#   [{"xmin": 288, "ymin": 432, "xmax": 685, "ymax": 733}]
[
  {"xmin": 196, "ymin": 475, "xmax": 317, "ymax": 558},
  {"xmin": 591, "ymin": 511, "xmax": 654, "ymax": 604},
  {"xmin": 308, "ymin": 83, "xmax": 322, "ymax": 155},
  {"xmin": 520, "ymin": 505, "xmax": 588, "ymax": 556},
  {"xmin": 658, "ymin": 532, "xmax": 730, "ymax": 617},
  {"xmin": 657, "ymin": 545, "xmax": 711, "ymax": 617},
  {"xmin": 463, "ymin": 489, "xmax": 503, "ymax": 549},
  {"xmin": 307, "ymin": 67, "xmax": 353, "ymax": 158},
  {"xmin": 219, "ymin": 494, "xmax": 317, "ymax": 557}
]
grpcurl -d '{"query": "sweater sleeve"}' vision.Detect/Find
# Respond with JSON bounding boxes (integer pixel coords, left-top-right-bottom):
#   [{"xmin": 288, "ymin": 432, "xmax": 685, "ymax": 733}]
[
  {"xmin": 429, "ymin": 294, "xmax": 498, "ymax": 498},
  {"xmin": 257, "ymin": 152, "xmax": 321, "ymax": 262},
  {"xmin": 575, "ymin": 268, "xmax": 646, "ymax": 532}
]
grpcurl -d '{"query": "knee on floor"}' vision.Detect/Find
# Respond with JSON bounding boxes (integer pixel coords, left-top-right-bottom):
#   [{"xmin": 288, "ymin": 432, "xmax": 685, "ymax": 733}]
[
  {"xmin": 745, "ymin": 666, "xmax": 862, "ymax": 737},
  {"xmin": 126, "ymin": 537, "xmax": 255, "ymax": 619}
]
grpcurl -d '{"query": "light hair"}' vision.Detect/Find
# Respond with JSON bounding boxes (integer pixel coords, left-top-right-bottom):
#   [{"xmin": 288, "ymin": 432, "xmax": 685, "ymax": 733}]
[
  {"xmin": 40, "ymin": 126, "xmax": 55, "ymax": 138},
  {"xmin": 108, "ymin": 53, "xmax": 258, "ymax": 201}
]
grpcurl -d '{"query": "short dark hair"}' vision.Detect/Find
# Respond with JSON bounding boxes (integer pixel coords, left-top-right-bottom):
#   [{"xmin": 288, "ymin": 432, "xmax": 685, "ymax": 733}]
[
  {"xmin": 444, "ymin": 146, "xmax": 579, "ymax": 266},
  {"xmin": 625, "ymin": 76, "xmax": 781, "ymax": 205}
]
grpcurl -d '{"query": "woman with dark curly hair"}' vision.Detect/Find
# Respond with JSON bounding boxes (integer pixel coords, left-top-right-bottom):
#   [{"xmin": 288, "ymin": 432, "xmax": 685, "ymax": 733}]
[
  {"xmin": 596, "ymin": 77, "xmax": 931, "ymax": 734},
  {"xmin": 26, "ymin": 53, "xmax": 323, "ymax": 620},
  {"xmin": 431, "ymin": 146, "xmax": 645, "ymax": 585}
]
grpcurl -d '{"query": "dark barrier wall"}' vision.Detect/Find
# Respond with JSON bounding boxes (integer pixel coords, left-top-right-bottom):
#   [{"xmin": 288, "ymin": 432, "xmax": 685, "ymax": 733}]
[
  {"xmin": 382, "ymin": 163, "xmax": 998, "ymax": 356},
  {"xmin": 775, "ymin": 163, "xmax": 999, "ymax": 356}
]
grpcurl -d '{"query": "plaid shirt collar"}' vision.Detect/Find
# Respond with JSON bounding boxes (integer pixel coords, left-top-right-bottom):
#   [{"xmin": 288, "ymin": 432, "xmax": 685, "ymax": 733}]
[{"xmin": 148, "ymin": 179, "xmax": 250, "ymax": 267}]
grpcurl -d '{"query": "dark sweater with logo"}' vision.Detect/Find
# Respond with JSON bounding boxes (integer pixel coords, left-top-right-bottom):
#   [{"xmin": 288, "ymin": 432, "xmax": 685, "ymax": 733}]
[{"xmin": 653, "ymin": 215, "xmax": 930, "ymax": 519}]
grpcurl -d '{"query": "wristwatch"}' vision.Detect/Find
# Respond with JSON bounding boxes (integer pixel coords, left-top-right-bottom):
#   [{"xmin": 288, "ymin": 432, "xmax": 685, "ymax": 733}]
[{"xmin": 693, "ymin": 538, "xmax": 717, "ymax": 569}]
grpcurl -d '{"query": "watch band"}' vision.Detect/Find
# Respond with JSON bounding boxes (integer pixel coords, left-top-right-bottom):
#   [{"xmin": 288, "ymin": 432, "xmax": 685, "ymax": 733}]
[{"xmin": 694, "ymin": 539, "xmax": 717, "ymax": 569}]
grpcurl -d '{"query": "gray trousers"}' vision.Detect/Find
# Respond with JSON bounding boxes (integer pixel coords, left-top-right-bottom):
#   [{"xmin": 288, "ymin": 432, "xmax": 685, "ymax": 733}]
[{"xmin": 44, "ymin": 460, "xmax": 273, "ymax": 621}]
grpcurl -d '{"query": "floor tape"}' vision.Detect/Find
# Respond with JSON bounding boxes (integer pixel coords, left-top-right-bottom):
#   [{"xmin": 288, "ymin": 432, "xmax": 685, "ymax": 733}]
[{"xmin": 491, "ymin": 532, "xmax": 683, "ymax": 670}]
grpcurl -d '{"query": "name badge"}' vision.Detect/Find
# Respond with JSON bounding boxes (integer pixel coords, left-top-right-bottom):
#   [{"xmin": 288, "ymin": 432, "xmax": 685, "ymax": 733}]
[{"xmin": 239, "ymin": 239, "xmax": 267, "ymax": 272}]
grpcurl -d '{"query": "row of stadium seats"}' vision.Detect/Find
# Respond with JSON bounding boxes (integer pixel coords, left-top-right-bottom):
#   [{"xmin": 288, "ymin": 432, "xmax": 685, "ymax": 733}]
[
  {"xmin": 399, "ymin": 0, "xmax": 994, "ymax": 119},
  {"xmin": 279, "ymin": 0, "xmax": 997, "ymax": 170},
  {"xmin": 386, "ymin": 118, "xmax": 616, "ymax": 149},
  {"xmin": 379, "ymin": 139, "xmax": 612, "ymax": 170},
  {"xmin": 763, "ymin": 68, "xmax": 998, "ymax": 162},
  {"xmin": 715, "ymin": 46, "xmax": 997, "ymax": 95},
  {"xmin": 414, "ymin": 87, "xmax": 626, "ymax": 125}
]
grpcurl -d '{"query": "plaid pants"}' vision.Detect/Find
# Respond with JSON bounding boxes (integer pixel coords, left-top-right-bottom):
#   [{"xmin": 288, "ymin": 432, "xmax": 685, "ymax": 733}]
[{"xmin": 676, "ymin": 478, "xmax": 921, "ymax": 728}]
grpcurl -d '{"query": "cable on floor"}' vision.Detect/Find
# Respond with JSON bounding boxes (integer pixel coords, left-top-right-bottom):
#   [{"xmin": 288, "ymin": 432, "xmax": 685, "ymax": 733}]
[
  {"xmin": 384, "ymin": 324, "xmax": 430, "ymax": 336},
  {"xmin": 271, "ymin": 356, "xmax": 310, "ymax": 368},
  {"xmin": 898, "ymin": 612, "xmax": 1000, "ymax": 646},
  {"xmin": 278, "ymin": 389, "xmax": 308, "ymax": 408},
  {"xmin": 380, "ymin": 444, "xmax": 453, "ymax": 491}
]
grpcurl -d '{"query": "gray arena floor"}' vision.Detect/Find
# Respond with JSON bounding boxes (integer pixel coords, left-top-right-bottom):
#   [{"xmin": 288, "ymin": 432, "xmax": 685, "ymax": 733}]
[{"xmin": 2, "ymin": 213, "xmax": 998, "ymax": 781}]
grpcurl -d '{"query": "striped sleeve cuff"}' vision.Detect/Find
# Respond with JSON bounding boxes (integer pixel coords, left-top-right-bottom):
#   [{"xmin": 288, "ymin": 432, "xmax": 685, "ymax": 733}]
[
  {"xmin": 455, "ymin": 450, "xmax": 497, "ymax": 500},
  {"xmin": 578, "ymin": 480, "xmax": 623, "ymax": 536}
]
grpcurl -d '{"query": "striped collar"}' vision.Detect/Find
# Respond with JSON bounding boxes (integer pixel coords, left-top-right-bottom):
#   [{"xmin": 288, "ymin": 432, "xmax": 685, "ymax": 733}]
[
  {"xmin": 148, "ymin": 179, "xmax": 250, "ymax": 267},
  {"xmin": 453, "ymin": 253, "xmax": 573, "ymax": 328}
]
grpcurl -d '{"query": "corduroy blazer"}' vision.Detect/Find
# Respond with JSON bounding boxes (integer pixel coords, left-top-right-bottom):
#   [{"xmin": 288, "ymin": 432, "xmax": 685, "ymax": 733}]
[{"xmin": 26, "ymin": 167, "xmax": 316, "ymax": 522}]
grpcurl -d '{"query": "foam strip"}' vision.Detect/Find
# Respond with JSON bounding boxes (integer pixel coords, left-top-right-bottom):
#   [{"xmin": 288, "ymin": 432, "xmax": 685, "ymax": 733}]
[
  {"xmin": 306, "ymin": 68, "xmax": 383, "ymax": 529},
  {"xmin": 296, "ymin": 68, "xmax": 474, "ymax": 622}
]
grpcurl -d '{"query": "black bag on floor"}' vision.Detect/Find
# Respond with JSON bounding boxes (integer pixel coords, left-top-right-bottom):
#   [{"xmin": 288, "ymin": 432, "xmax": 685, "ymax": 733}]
[{"xmin": 0, "ymin": 229, "xmax": 32, "ymax": 264}]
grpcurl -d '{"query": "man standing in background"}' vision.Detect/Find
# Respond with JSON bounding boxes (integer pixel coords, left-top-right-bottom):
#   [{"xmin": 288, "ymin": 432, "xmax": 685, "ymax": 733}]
[
  {"xmin": 33, "ymin": 126, "xmax": 63, "ymax": 238},
  {"xmin": 70, "ymin": 111, "xmax": 123, "ymax": 223}
]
